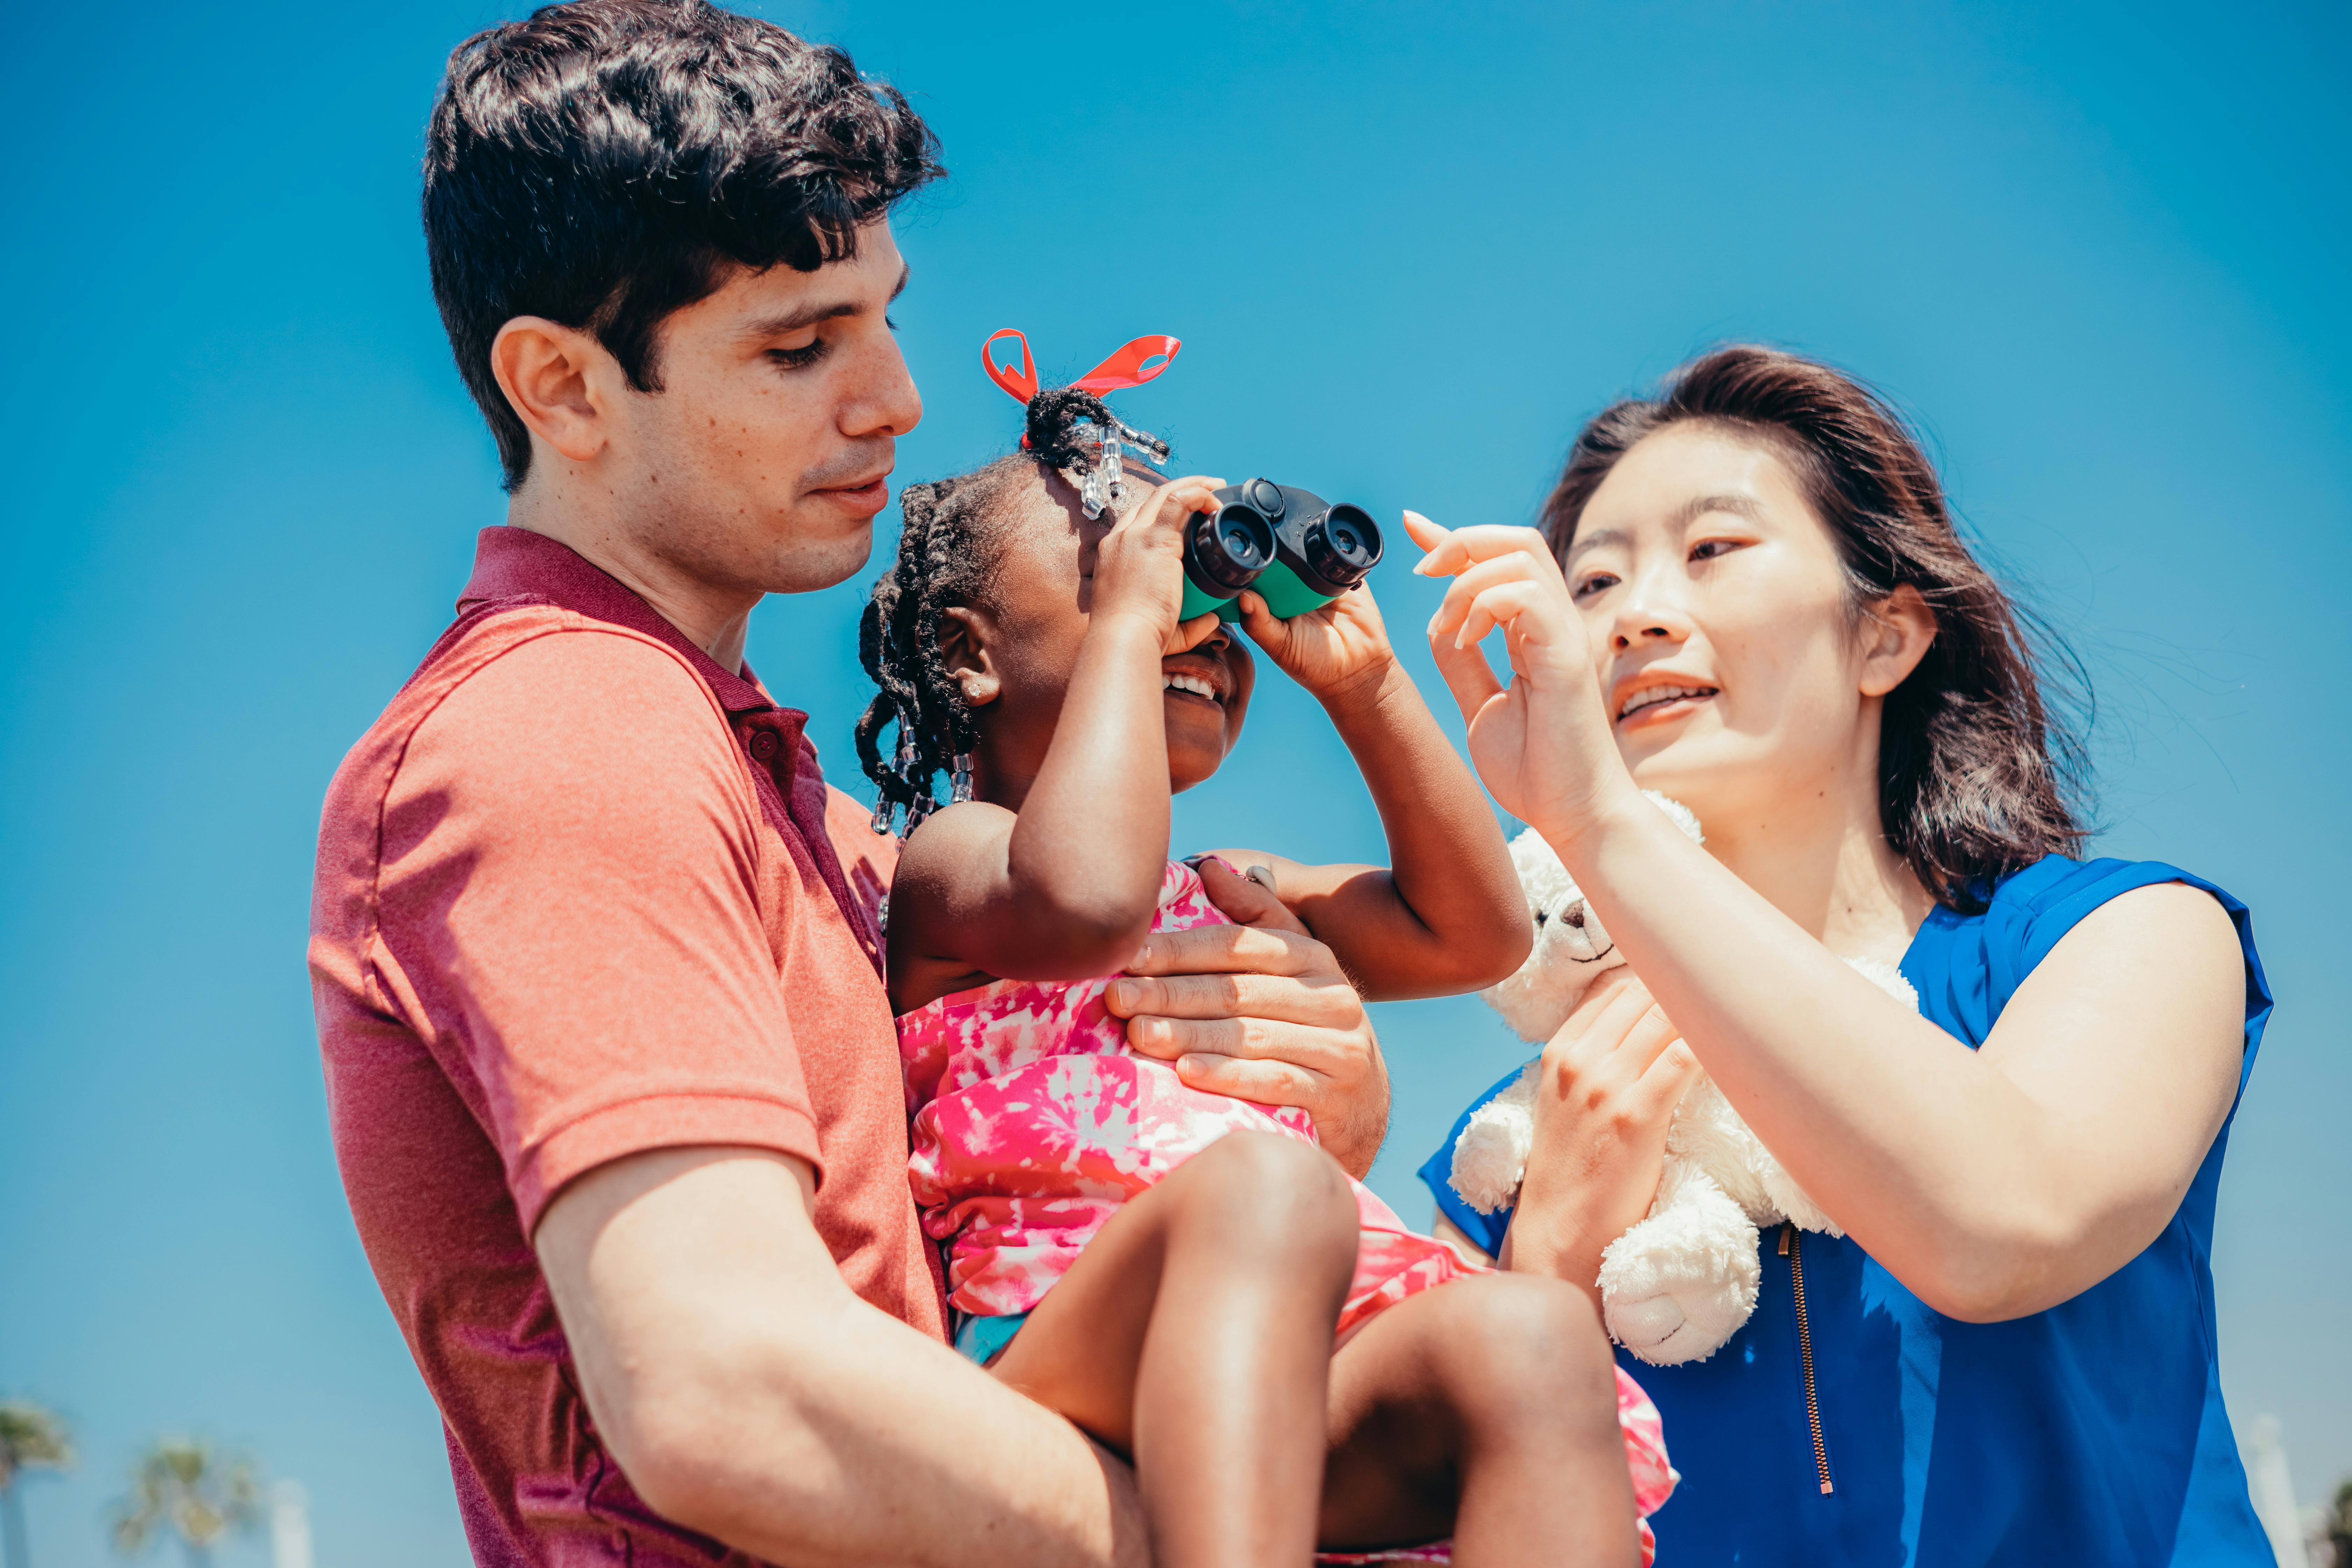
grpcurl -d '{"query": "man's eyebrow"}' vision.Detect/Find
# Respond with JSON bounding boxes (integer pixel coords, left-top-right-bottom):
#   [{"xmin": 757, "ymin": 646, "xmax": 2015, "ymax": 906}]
[{"xmin": 740, "ymin": 261, "xmax": 913, "ymax": 338}]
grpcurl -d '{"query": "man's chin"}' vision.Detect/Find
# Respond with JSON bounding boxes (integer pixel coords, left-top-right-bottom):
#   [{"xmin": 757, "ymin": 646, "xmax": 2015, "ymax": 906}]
[{"xmin": 756, "ymin": 504, "xmax": 878, "ymax": 593}]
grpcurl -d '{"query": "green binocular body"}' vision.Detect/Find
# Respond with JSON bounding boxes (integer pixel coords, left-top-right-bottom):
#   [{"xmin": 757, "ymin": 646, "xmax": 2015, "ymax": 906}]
[{"xmin": 1177, "ymin": 479, "xmax": 1383, "ymax": 623}]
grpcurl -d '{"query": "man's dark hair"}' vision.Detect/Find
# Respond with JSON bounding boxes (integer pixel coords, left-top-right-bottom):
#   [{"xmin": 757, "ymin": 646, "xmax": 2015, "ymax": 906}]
[
  {"xmin": 424, "ymin": 0, "xmax": 943, "ymax": 490},
  {"xmin": 1543, "ymin": 345, "xmax": 2092, "ymax": 912}
]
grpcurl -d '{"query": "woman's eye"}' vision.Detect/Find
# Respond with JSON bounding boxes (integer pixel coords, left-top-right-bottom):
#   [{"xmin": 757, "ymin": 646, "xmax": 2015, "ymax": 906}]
[
  {"xmin": 1572, "ymin": 572, "xmax": 1619, "ymax": 600},
  {"xmin": 768, "ymin": 339, "xmax": 828, "ymax": 371},
  {"xmin": 1689, "ymin": 538, "xmax": 1741, "ymax": 562}
]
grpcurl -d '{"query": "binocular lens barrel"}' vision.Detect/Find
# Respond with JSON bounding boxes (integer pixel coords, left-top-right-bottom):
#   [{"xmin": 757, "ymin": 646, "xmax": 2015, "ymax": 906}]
[
  {"xmin": 1189, "ymin": 502, "xmax": 1276, "ymax": 591},
  {"xmin": 1302, "ymin": 503, "xmax": 1382, "ymax": 589}
]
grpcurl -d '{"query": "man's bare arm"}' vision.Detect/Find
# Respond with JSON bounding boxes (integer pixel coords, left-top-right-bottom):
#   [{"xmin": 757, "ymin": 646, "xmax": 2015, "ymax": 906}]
[{"xmin": 535, "ymin": 1146, "xmax": 1147, "ymax": 1568}]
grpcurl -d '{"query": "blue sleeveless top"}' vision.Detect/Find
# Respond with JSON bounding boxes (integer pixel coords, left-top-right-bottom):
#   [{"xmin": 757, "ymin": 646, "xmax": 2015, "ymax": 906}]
[{"xmin": 1418, "ymin": 856, "xmax": 2274, "ymax": 1566}]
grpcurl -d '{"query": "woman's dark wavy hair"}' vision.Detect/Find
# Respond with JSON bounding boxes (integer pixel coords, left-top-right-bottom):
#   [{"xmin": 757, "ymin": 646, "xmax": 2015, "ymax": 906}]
[
  {"xmin": 424, "ymin": 0, "xmax": 943, "ymax": 489},
  {"xmin": 855, "ymin": 388, "xmax": 1128, "ymax": 830},
  {"xmin": 1543, "ymin": 346, "xmax": 2088, "ymax": 911}
]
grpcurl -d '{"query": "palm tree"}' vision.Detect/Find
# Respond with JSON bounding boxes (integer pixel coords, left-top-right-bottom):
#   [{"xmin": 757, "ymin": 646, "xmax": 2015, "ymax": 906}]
[
  {"xmin": 108, "ymin": 1440, "xmax": 260, "ymax": 1567},
  {"xmin": 0, "ymin": 1400, "xmax": 75, "ymax": 1568}
]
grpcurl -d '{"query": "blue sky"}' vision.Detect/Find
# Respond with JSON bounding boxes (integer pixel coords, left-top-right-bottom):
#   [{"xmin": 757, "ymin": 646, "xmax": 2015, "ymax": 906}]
[{"xmin": 3, "ymin": 2, "xmax": 2346, "ymax": 1562}]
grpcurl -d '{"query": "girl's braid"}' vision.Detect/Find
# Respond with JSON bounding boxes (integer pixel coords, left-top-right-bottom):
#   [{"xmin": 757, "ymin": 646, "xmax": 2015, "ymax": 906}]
[{"xmin": 856, "ymin": 386, "xmax": 1166, "ymax": 832}]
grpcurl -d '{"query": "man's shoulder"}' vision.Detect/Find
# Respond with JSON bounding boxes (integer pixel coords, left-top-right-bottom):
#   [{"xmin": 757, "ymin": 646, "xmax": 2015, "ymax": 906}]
[
  {"xmin": 363, "ymin": 603, "xmax": 723, "ymax": 758},
  {"xmin": 318, "ymin": 607, "xmax": 740, "ymax": 859}
]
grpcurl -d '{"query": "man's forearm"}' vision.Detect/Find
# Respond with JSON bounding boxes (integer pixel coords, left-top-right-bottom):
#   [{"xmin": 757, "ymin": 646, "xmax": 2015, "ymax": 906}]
[
  {"xmin": 539, "ymin": 1148, "xmax": 1147, "ymax": 1568},
  {"xmin": 650, "ymin": 1291, "xmax": 1146, "ymax": 1568}
]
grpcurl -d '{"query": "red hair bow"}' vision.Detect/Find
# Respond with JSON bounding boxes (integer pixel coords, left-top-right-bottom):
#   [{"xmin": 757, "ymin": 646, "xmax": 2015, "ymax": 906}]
[{"xmin": 981, "ymin": 329, "xmax": 1182, "ymax": 406}]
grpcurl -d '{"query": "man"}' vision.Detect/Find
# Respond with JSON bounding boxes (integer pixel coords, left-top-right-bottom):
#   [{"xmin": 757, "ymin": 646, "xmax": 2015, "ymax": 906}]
[{"xmin": 309, "ymin": 3, "xmax": 1392, "ymax": 1563}]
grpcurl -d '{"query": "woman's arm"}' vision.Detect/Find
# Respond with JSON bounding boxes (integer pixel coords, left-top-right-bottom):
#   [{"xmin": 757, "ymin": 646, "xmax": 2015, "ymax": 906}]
[
  {"xmin": 1214, "ymin": 581, "xmax": 1531, "ymax": 1001},
  {"xmin": 890, "ymin": 477, "xmax": 1221, "ymax": 997},
  {"xmin": 1412, "ymin": 514, "xmax": 2247, "ymax": 1320}
]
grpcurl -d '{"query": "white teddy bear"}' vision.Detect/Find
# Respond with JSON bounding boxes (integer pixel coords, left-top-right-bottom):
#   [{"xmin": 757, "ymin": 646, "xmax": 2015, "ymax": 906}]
[{"xmin": 1449, "ymin": 793, "xmax": 1918, "ymax": 1366}]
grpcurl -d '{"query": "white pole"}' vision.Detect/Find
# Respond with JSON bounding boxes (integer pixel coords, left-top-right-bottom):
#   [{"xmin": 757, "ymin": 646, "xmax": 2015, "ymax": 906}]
[
  {"xmin": 2241, "ymin": 1415, "xmax": 2303, "ymax": 1568},
  {"xmin": 271, "ymin": 1479, "xmax": 315, "ymax": 1568}
]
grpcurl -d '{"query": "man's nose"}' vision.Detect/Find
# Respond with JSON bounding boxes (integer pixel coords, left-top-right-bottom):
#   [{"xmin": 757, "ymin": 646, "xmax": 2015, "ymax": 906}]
[{"xmin": 845, "ymin": 332, "xmax": 923, "ymax": 440}]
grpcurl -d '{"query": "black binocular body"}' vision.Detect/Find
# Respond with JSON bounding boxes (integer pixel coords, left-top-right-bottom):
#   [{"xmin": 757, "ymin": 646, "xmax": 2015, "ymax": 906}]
[{"xmin": 1177, "ymin": 478, "xmax": 1383, "ymax": 622}]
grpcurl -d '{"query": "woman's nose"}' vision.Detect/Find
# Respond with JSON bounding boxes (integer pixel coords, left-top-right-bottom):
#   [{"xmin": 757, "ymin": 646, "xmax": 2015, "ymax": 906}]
[{"xmin": 1610, "ymin": 600, "xmax": 1693, "ymax": 652}]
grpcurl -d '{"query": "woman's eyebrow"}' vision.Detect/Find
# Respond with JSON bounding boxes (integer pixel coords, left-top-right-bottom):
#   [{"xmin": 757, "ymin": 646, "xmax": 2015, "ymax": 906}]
[
  {"xmin": 1566, "ymin": 526, "xmax": 1629, "ymax": 562},
  {"xmin": 1674, "ymin": 493, "xmax": 1770, "ymax": 526}
]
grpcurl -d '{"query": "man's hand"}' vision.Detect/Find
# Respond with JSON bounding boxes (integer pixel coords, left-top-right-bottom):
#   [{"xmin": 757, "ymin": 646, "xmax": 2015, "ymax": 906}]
[{"xmin": 1105, "ymin": 857, "xmax": 1391, "ymax": 1177}]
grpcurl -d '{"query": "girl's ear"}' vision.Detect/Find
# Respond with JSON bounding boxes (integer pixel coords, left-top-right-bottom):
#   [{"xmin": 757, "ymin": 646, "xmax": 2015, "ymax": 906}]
[
  {"xmin": 1858, "ymin": 583, "xmax": 1937, "ymax": 698},
  {"xmin": 937, "ymin": 606, "xmax": 1003, "ymax": 708}
]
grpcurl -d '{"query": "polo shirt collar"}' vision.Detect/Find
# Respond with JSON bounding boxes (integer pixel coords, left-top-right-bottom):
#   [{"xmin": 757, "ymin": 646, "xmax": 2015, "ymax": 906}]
[{"xmin": 455, "ymin": 526, "xmax": 779, "ymax": 716}]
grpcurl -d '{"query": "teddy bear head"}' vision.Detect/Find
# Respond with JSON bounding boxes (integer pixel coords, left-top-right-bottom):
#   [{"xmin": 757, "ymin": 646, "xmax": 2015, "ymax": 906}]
[{"xmin": 1480, "ymin": 793, "xmax": 1704, "ymax": 1043}]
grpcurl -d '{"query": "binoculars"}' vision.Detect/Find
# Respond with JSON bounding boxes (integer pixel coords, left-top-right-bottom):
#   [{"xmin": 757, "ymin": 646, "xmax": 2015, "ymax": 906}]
[{"xmin": 1177, "ymin": 478, "xmax": 1384, "ymax": 622}]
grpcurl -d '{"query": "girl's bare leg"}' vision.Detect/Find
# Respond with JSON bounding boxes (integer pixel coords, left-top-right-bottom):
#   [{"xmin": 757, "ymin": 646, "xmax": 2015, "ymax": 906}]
[
  {"xmin": 1317, "ymin": 1273, "xmax": 1640, "ymax": 1568},
  {"xmin": 988, "ymin": 1130, "xmax": 1360, "ymax": 1568}
]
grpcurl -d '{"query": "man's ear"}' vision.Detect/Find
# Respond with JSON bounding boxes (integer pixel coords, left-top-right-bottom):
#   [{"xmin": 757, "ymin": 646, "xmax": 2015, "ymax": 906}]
[
  {"xmin": 1858, "ymin": 583, "xmax": 1937, "ymax": 698},
  {"xmin": 489, "ymin": 316, "xmax": 614, "ymax": 466},
  {"xmin": 937, "ymin": 607, "xmax": 1002, "ymax": 708}
]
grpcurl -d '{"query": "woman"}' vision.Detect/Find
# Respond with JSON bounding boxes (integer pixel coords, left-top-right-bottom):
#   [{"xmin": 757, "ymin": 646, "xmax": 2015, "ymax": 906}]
[{"xmin": 1405, "ymin": 346, "xmax": 2273, "ymax": 1566}]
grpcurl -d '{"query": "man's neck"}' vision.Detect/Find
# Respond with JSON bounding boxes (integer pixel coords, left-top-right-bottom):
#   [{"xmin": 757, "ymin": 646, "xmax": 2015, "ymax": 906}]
[{"xmin": 507, "ymin": 474, "xmax": 758, "ymax": 673}]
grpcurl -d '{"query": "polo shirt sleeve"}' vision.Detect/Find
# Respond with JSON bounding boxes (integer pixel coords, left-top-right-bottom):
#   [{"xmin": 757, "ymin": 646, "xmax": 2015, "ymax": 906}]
[{"xmin": 374, "ymin": 624, "xmax": 819, "ymax": 1234}]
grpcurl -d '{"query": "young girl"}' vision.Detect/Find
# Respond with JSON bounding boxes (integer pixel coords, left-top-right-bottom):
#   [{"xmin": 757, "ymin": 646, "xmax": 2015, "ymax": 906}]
[{"xmin": 859, "ymin": 382, "xmax": 1673, "ymax": 1567}]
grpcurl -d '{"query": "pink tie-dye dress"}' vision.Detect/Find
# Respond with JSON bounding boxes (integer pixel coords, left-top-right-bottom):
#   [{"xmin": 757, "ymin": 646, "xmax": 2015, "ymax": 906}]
[{"xmin": 898, "ymin": 860, "xmax": 1675, "ymax": 1560}]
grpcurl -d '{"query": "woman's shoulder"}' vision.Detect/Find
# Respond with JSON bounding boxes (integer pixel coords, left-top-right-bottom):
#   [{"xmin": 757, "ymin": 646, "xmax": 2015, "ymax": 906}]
[
  {"xmin": 1984, "ymin": 852, "xmax": 2237, "ymax": 918},
  {"xmin": 1908, "ymin": 852, "xmax": 2268, "ymax": 1047}
]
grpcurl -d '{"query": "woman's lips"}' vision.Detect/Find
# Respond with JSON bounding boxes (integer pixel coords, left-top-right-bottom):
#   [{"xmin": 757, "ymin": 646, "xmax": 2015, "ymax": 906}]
[{"xmin": 1616, "ymin": 686, "xmax": 1717, "ymax": 727}]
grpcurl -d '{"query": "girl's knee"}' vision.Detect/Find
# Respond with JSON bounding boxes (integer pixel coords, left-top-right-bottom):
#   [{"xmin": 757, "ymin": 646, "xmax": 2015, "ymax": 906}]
[
  {"xmin": 1184, "ymin": 1132, "xmax": 1358, "ymax": 1259},
  {"xmin": 1434, "ymin": 1275, "xmax": 1618, "ymax": 1421}
]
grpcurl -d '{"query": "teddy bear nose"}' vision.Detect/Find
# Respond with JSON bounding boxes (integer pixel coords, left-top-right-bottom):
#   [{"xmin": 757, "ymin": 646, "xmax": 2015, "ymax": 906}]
[{"xmin": 1566, "ymin": 908, "xmax": 1587, "ymax": 929}]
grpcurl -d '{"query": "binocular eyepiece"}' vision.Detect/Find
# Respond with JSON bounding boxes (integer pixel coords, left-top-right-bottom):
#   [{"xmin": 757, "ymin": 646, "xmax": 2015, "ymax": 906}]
[{"xmin": 1178, "ymin": 478, "xmax": 1383, "ymax": 622}]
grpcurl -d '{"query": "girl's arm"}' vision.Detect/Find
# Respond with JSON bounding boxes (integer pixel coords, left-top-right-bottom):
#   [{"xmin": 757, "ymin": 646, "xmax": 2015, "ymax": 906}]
[
  {"xmin": 888, "ymin": 477, "xmax": 1222, "ymax": 1003},
  {"xmin": 1210, "ymin": 581, "xmax": 1532, "ymax": 1002},
  {"xmin": 1411, "ymin": 513, "xmax": 2247, "ymax": 1321}
]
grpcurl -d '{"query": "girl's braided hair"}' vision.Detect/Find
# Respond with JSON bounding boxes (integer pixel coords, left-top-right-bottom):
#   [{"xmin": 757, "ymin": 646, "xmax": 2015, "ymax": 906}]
[{"xmin": 856, "ymin": 386, "xmax": 1149, "ymax": 831}]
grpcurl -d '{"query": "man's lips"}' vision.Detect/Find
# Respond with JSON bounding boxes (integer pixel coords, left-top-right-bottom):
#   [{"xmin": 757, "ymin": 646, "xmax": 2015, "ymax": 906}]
[{"xmin": 810, "ymin": 474, "xmax": 891, "ymax": 511}]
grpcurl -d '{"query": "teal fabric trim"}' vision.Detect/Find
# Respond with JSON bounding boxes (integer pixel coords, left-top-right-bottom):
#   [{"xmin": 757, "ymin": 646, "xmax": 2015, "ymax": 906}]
[{"xmin": 953, "ymin": 1311, "xmax": 1030, "ymax": 1367}]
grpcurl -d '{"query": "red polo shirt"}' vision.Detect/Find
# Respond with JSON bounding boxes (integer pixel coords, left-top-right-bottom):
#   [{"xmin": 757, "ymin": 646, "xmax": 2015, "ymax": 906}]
[{"xmin": 311, "ymin": 527, "xmax": 944, "ymax": 1565}]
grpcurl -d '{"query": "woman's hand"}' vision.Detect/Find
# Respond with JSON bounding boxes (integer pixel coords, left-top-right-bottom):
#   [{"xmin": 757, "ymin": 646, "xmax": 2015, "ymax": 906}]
[
  {"xmin": 1092, "ymin": 474, "xmax": 1227, "ymax": 652},
  {"xmin": 1232, "ymin": 578, "xmax": 1398, "ymax": 709},
  {"xmin": 1502, "ymin": 973, "xmax": 1702, "ymax": 1308},
  {"xmin": 1104, "ymin": 857, "xmax": 1390, "ymax": 1177},
  {"xmin": 1403, "ymin": 511, "xmax": 1632, "ymax": 847}
]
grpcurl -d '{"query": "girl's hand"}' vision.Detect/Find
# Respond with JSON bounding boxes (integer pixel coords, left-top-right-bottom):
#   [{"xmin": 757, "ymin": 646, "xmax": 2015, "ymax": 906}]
[
  {"xmin": 1092, "ymin": 474, "xmax": 1227, "ymax": 652},
  {"xmin": 1501, "ymin": 973, "xmax": 1701, "ymax": 1306},
  {"xmin": 1404, "ymin": 511, "xmax": 1632, "ymax": 847},
  {"xmin": 1232, "ymin": 578, "xmax": 1398, "ymax": 708}
]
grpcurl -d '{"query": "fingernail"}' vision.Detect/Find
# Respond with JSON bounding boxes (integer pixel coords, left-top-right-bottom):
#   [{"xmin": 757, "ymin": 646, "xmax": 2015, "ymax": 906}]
[
  {"xmin": 1107, "ymin": 978, "xmax": 1133, "ymax": 1009},
  {"xmin": 1140, "ymin": 1019, "xmax": 1169, "ymax": 1045},
  {"xmin": 1132, "ymin": 942, "xmax": 1150, "ymax": 967}
]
